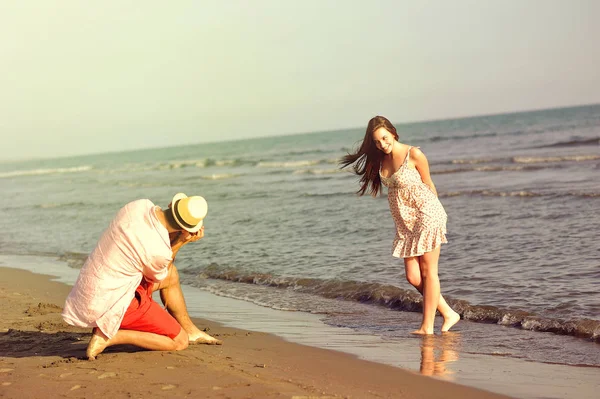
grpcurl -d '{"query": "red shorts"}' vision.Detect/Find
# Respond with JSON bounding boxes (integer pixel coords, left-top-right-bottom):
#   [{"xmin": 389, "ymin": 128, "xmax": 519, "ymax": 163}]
[{"xmin": 120, "ymin": 280, "xmax": 181, "ymax": 339}]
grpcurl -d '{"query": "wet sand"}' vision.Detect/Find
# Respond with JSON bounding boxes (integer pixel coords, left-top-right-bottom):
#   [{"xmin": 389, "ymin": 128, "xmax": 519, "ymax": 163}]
[{"xmin": 0, "ymin": 266, "xmax": 512, "ymax": 399}]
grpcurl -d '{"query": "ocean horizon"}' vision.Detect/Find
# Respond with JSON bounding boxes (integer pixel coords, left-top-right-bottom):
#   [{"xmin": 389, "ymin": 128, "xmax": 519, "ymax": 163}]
[{"xmin": 3, "ymin": 102, "xmax": 597, "ymax": 164}]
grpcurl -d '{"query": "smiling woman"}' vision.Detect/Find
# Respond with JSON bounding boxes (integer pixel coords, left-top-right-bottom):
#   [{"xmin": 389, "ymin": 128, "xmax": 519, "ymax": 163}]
[
  {"xmin": 338, "ymin": 116, "xmax": 399, "ymax": 197},
  {"xmin": 340, "ymin": 115, "xmax": 460, "ymax": 335}
]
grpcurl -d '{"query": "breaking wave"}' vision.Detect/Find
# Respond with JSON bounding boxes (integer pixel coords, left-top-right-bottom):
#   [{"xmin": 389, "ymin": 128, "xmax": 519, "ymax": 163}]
[
  {"xmin": 58, "ymin": 251, "xmax": 88, "ymax": 269},
  {"xmin": 181, "ymin": 264, "xmax": 600, "ymax": 342}
]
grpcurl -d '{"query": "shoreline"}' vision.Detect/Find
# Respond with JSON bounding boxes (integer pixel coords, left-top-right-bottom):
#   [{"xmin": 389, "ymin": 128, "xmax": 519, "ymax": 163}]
[
  {"xmin": 1, "ymin": 260, "xmax": 599, "ymax": 398},
  {"xmin": 0, "ymin": 266, "xmax": 512, "ymax": 399}
]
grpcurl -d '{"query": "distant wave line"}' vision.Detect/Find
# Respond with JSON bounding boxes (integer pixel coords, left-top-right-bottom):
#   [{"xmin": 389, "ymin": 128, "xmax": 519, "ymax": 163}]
[
  {"xmin": 427, "ymin": 124, "xmax": 595, "ymax": 143},
  {"xmin": 257, "ymin": 159, "xmax": 338, "ymax": 168},
  {"xmin": 512, "ymin": 154, "xmax": 600, "ymax": 163},
  {"xmin": 528, "ymin": 137, "xmax": 600, "ymax": 149},
  {"xmin": 439, "ymin": 190, "xmax": 600, "ymax": 199},
  {"xmin": 433, "ymin": 165, "xmax": 549, "ymax": 174},
  {"xmin": 0, "ymin": 165, "xmax": 92, "ymax": 178},
  {"xmin": 299, "ymin": 190, "xmax": 600, "ymax": 199},
  {"xmin": 115, "ymin": 158, "xmax": 339, "ymax": 172},
  {"xmin": 198, "ymin": 173, "xmax": 241, "ymax": 180},
  {"xmin": 436, "ymin": 154, "xmax": 600, "ymax": 167}
]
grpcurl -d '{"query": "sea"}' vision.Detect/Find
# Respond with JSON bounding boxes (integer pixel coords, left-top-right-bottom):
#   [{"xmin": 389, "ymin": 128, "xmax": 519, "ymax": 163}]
[{"xmin": 1, "ymin": 104, "xmax": 599, "ymax": 396}]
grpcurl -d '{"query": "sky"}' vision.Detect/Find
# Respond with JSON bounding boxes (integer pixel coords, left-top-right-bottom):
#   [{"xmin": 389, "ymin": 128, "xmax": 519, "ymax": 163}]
[{"xmin": 1, "ymin": 0, "xmax": 599, "ymax": 160}]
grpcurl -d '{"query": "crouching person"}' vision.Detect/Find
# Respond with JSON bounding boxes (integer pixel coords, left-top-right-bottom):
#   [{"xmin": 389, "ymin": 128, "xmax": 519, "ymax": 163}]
[{"xmin": 62, "ymin": 193, "xmax": 221, "ymax": 360}]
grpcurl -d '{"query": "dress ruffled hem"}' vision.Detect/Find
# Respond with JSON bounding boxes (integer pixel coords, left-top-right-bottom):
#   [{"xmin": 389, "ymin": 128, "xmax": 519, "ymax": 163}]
[{"xmin": 392, "ymin": 227, "xmax": 448, "ymax": 258}]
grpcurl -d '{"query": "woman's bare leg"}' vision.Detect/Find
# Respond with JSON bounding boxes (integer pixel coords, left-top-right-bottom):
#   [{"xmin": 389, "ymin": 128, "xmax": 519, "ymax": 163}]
[
  {"xmin": 405, "ymin": 257, "xmax": 455, "ymax": 317},
  {"xmin": 86, "ymin": 327, "xmax": 188, "ymax": 360},
  {"xmin": 404, "ymin": 255, "xmax": 459, "ymax": 332},
  {"xmin": 412, "ymin": 246, "xmax": 441, "ymax": 334},
  {"xmin": 404, "ymin": 257, "xmax": 460, "ymax": 332},
  {"xmin": 153, "ymin": 266, "xmax": 222, "ymax": 344}
]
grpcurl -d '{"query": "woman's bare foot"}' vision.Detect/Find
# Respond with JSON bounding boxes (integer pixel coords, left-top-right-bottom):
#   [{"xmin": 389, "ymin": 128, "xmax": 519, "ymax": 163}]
[
  {"xmin": 411, "ymin": 328, "xmax": 434, "ymax": 335},
  {"xmin": 441, "ymin": 311, "xmax": 460, "ymax": 332},
  {"xmin": 188, "ymin": 329, "xmax": 222, "ymax": 345},
  {"xmin": 86, "ymin": 328, "xmax": 109, "ymax": 360}
]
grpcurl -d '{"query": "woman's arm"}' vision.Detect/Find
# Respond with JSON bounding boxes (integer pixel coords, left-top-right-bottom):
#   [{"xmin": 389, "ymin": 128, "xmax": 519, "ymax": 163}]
[{"xmin": 411, "ymin": 148, "xmax": 438, "ymax": 197}]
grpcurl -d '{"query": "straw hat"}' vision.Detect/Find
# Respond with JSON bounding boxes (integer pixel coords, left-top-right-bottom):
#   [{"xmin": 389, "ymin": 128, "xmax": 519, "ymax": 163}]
[{"xmin": 170, "ymin": 193, "xmax": 208, "ymax": 233}]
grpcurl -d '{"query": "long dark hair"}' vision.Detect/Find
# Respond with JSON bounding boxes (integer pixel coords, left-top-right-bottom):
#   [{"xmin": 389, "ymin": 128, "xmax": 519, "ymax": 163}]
[{"xmin": 339, "ymin": 116, "xmax": 399, "ymax": 197}]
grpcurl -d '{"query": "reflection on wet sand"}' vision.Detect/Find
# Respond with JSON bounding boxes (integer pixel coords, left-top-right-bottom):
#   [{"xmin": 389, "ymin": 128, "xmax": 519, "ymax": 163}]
[{"xmin": 419, "ymin": 332, "xmax": 461, "ymax": 380}]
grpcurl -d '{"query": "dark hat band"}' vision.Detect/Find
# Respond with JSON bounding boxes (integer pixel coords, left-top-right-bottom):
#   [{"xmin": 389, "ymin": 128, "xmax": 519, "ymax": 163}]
[{"xmin": 173, "ymin": 199, "xmax": 197, "ymax": 229}]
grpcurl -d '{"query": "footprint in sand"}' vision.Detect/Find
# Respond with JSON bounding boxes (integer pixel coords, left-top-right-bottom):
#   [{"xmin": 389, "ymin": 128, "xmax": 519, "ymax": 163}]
[
  {"xmin": 97, "ymin": 372, "xmax": 117, "ymax": 379},
  {"xmin": 25, "ymin": 303, "xmax": 63, "ymax": 316}
]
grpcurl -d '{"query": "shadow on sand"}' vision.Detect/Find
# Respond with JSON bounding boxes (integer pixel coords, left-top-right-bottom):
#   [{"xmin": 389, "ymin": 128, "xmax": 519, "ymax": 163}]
[{"xmin": 0, "ymin": 329, "xmax": 142, "ymax": 359}]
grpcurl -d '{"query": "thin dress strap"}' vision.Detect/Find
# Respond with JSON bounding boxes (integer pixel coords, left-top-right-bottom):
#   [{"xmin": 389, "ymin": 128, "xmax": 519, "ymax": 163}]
[
  {"xmin": 405, "ymin": 146, "xmax": 420, "ymax": 165},
  {"xmin": 404, "ymin": 146, "xmax": 413, "ymax": 165}
]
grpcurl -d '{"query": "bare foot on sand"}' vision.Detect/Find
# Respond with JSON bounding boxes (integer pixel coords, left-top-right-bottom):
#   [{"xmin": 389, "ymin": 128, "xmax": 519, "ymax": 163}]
[
  {"xmin": 441, "ymin": 311, "xmax": 460, "ymax": 332},
  {"xmin": 188, "ymin": 330, "xmax": 222, "ymax": 345},
  {"xmin": 86, "ymin": 328, "xmax": 109, "ymax": 360},
  {"xmin": 411, "ymin": 328, "xmax": 434, "ymax": 335}
]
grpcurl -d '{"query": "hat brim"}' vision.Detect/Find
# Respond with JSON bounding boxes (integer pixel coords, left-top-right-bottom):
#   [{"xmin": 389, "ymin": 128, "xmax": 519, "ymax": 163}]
[{"xmin": 170, "ymin": 192, "xmax": 203, "ymax": 233}]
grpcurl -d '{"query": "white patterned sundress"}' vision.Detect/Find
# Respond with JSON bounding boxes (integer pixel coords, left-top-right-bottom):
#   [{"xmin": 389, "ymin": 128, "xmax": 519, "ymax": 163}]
[{"xmin": 380, "ymin": 147, "xmax": 448, "ymax": 258}]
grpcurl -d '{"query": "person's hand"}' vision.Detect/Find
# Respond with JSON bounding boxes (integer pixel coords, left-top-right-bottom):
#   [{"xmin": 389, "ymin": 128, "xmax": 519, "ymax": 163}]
[
  {"xmin": 173, "ymin": 226, "xmax": 204, "ymax": 245},
  {"xmin": 187, "ymin": 226, "xmax": 204, "ymax": 242}
]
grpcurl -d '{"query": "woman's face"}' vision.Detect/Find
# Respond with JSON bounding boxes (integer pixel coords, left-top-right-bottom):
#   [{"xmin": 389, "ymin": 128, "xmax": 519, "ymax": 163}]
[{"xmin": 372, "ymin": 127, "xmax": 395, "ymax": 154}]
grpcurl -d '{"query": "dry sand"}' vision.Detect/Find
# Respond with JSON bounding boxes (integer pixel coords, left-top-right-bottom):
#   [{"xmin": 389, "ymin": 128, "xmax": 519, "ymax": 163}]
[{"xmin": 0, "ymin": 266, "xmax": 514, "ymax": 399}]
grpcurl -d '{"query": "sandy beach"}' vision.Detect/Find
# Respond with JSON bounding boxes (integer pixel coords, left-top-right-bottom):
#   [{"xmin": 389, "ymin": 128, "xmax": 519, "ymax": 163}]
[{"xmin": 0, "ymin": 266, "xmax": 515, "ymax": 399}]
